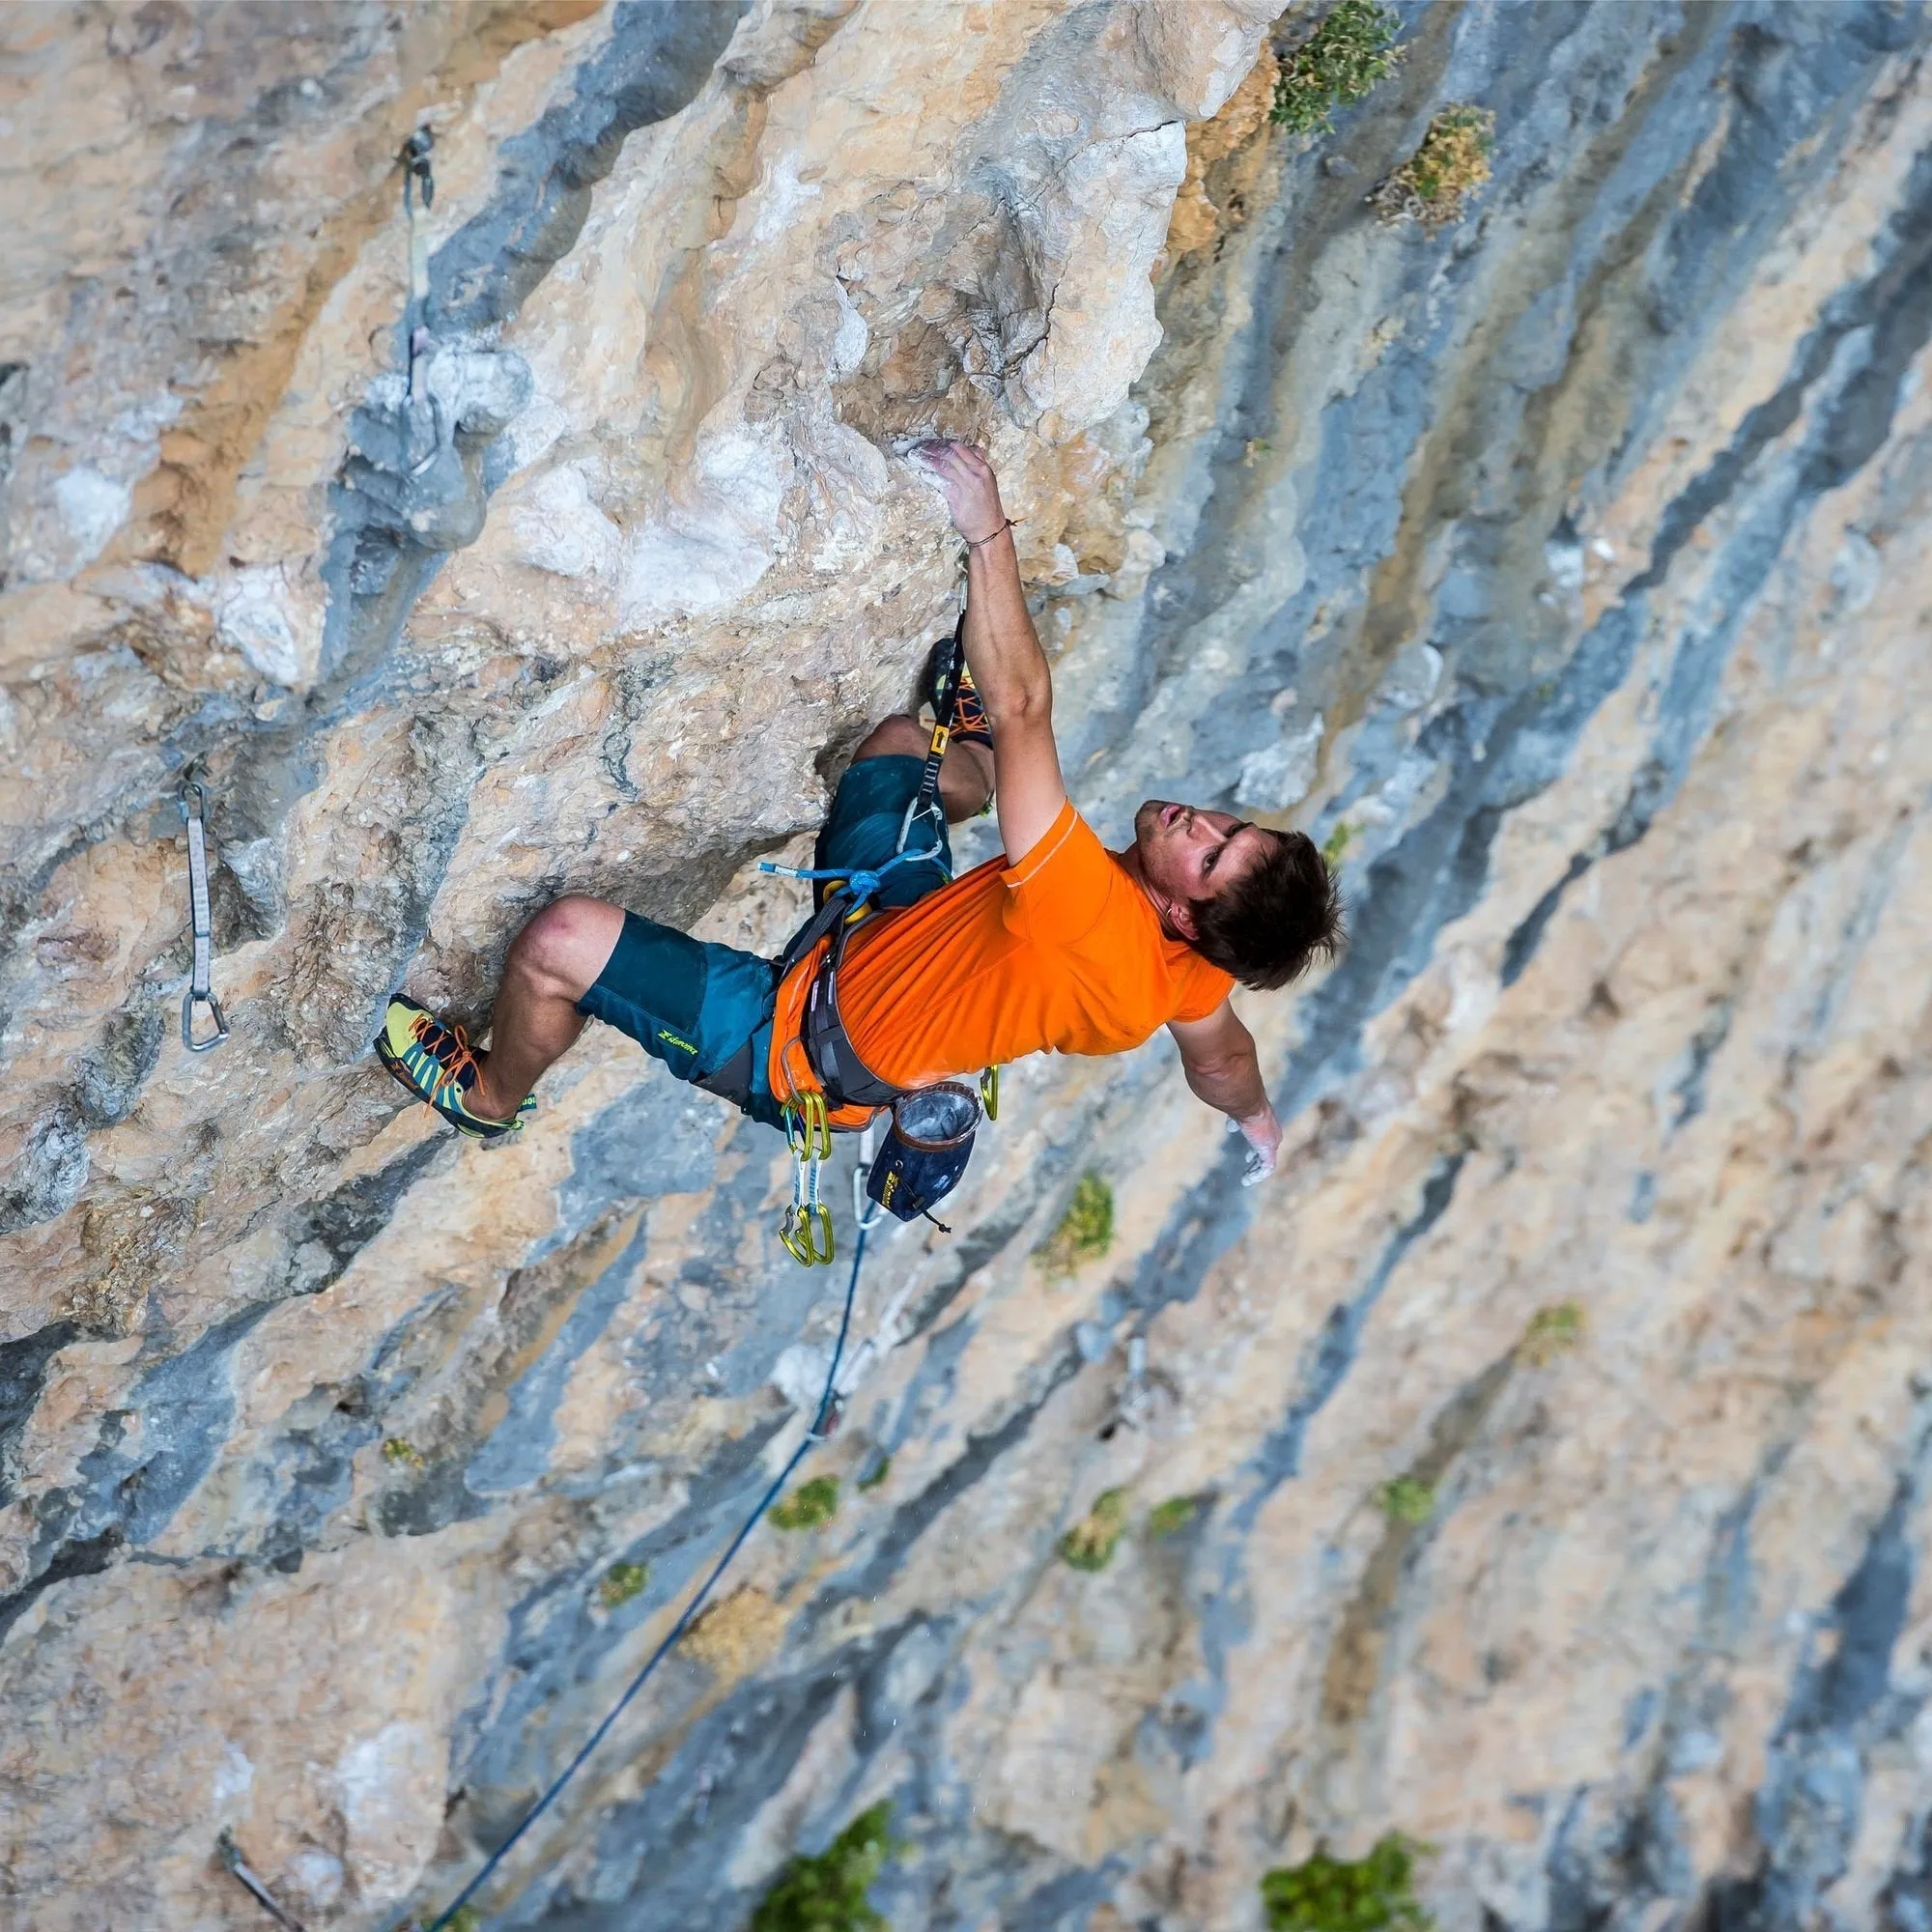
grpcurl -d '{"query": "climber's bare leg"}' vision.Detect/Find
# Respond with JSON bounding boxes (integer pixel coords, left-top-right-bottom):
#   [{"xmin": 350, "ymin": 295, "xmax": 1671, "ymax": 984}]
[
  {"xmin": 470, "ymin": 895, "xmax": 621, "ymax": 1120},
  {"xmin": 848, "ymin": 715, "xmax": 993, "ymax": 821}
]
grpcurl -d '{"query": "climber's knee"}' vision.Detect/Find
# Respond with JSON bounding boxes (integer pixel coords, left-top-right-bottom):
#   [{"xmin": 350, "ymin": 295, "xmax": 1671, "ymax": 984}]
[
  {"xmin": 507, "ymin": 895, "xmax": 625, "ymax": 1002},
  {"xmin": 849, "ymin": 714, "xmax": 927, "ymax": 764}
]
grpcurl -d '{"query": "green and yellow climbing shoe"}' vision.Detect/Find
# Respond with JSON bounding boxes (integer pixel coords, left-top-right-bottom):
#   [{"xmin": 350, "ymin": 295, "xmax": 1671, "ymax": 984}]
[{"xmin": 374, "ymin": 995, "xmax": 533, "ymax": 1141}]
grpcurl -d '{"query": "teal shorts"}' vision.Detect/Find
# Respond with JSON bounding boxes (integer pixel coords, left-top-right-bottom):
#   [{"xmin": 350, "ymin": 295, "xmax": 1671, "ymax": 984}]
[{"xmin": 577, "ymin": 754, "xmax": 952, "ymax": 1127}]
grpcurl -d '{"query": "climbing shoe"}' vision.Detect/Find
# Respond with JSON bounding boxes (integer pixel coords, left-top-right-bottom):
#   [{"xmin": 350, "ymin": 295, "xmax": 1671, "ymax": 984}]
[
  {"xmin": 374, "ymin": 995, "xmax": 534, "ymax": 1141},
  {"xmin": 922, "ymin": 634, "xmax": 993, "ymax": 753}
]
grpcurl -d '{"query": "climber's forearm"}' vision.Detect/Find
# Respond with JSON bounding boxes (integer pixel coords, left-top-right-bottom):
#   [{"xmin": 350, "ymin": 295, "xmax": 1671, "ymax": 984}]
[
  {"xmin": 1180, "ymin": 1043, "xmax": 1267, "ymax": 1122},
  {"xmin": 961, "ymin": 526, "xmax": 1051, "ymax": 724}
]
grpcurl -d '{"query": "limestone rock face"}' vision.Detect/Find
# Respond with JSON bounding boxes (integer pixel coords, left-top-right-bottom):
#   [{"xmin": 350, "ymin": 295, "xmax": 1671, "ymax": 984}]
[{"xmin": 5, "ymin": 3, "xmax": 1932, "ymax": 1928}]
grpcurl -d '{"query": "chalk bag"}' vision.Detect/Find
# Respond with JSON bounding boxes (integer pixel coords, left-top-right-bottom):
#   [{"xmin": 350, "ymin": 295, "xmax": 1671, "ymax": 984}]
[{"xmin": 867, "ymin": 1081, "xmax": 980, "ymax": 1224}]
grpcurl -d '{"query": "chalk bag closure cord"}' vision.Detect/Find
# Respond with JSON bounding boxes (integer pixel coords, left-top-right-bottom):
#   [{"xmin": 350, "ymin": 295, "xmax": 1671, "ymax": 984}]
[{"xmin": 180, "ymin": 780, "xmax": 229, "ymax": 1053}]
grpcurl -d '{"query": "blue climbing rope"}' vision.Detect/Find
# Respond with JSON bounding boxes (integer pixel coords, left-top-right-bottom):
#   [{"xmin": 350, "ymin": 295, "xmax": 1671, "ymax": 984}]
[{"xmin": 418, "ymin": 1222, "xmax": 870, "ymax": 1932}]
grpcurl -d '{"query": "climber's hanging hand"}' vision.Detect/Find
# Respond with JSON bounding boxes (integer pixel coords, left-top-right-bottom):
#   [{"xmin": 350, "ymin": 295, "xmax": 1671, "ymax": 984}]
[
  {"xmin": 1227, "ymin": 1105, "xmax": 1281, "ymax": 1188},
  {"xmin": 914, "ymin": 439, "xmax": 1009, "ymax": 546}
]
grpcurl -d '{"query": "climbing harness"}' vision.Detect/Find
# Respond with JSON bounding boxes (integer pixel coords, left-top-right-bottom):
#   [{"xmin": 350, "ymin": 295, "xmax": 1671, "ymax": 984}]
[
  {"xmin": 755, "ymin": 619, "xmax": 1012, "ymax": 1261},
  {"xmin": 410, "ymin": 1223, "xmax": 872, "ymax": 1932},
  {"xmin": 179, "ymin": 780, "xmax": 229, "ymax": 1053},
  {"xmin": 217, "ymin": 1831, "xmax": 307, "ymax": 1931}
]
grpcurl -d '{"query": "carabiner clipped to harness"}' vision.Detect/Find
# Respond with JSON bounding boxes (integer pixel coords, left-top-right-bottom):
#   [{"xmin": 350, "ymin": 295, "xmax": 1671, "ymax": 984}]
[
  {"xmin": 179, "ymin": 780, "xmax": 229, "ymax": 1054},
  {"xmin": 781, "ymin": 1094, "xmax": 836, "ymax": 1266}
]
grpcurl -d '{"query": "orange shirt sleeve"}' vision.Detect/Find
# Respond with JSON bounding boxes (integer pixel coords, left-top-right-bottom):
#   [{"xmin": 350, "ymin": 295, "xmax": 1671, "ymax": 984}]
[
  {"xmin": 1000, "ymin": 801, "xmax": 1115, "ymax": 947},
  {"xmin": 1171, "ymin": 966, "xmax": 1236, "ymax": 1024}
]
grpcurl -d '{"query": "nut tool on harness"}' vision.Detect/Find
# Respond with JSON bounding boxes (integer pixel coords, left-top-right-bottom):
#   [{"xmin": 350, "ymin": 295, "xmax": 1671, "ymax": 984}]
[{"xmin": 179, "ymin": 780, "xmax": 229, "ymax": 1053}]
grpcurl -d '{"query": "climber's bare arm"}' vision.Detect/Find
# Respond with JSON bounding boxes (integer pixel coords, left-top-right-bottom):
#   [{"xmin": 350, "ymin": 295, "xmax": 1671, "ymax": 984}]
[
  {"xmin": 917, "ymin": 440, "xmax": 1065, "ymax": 865},
  {"xmin": 1170, "ymin": 1000, "xmax": 1282, "ymax": 1185}
]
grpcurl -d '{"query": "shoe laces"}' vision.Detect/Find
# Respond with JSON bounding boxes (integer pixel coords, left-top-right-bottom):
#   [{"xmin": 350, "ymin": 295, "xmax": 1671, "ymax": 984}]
[{"xmin": 410, "ymin": 1010, "xmax": 478, "ymax": 1103}]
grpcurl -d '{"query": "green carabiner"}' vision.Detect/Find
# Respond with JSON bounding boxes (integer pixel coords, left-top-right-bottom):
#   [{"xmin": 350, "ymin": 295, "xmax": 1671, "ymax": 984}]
[
  {"xmin": 807, "ymin": 1202, "xmax": 835, "ymax": 1266},
  {"xmin": 980, "ymin": 1064, "xmax": 1000, "ymax": 1122}
]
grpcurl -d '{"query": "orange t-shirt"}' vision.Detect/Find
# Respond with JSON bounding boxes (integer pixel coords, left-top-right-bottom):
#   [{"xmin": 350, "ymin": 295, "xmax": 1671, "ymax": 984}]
[{"xmin": 767, "ymin": 799, "xmax": 1234, "ymax": 1105}]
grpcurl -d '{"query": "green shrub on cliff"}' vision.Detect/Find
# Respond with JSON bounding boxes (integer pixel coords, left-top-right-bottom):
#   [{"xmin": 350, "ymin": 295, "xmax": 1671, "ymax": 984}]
[
  {"xmin": 1378, "ymin": 1477, "xmax": 1435, "ymax": 1526},
  {"xmin": 769, "ymin": 1476, "xmax": 839, "ymax": 1532},
  {"xmin": 751, "ymin": 1801, "xmax": 896, "ymax": 1932},
  {"xmin": 1036, "ymin": 1172, "xmax": 1114, "ymax": 1277},
  {"xmin": 1059, "ymin": 1488, "xmax": 1129, "ymax": 1572},
  {"xmin": 598, "ymin": 1560, "xmax": 649, "ymax": 1610},
  {"xmin": 1272, "ymin": 0, "xmax": 1406, "ymax": 137},
  {"xmin": 1371, "ymin": 105, "xmax": 1496, "ymax": 229},
  {"xmin": 1262, "ymin": 1833, "xmax": 1434, "ymax": 1930}
]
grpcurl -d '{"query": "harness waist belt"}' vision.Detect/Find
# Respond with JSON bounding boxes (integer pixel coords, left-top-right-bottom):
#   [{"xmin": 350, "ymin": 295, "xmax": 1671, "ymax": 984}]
[{"xmin": 802, "ymin": 952, "xmax": 903, "ymax": 1113}]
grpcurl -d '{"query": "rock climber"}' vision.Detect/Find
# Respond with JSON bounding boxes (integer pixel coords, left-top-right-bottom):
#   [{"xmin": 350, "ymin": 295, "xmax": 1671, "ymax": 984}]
[{"xmin": 375, "ymin": 440, "xmax": 1343, "ymax": 1186}]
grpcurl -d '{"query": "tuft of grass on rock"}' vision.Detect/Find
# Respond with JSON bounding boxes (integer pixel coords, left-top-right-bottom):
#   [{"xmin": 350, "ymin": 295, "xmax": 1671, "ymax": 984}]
[
  {"xmin": 1148, "ymin": 1495, "xmax": 1200, "ymax": 1538},
  {"xmin": 858, "ymin": 1453, "xmax": 892, "ymax": 1492},
  {"xmin": 381, "ymin": 1437, "xmax": 425, "ymax": 1470},
  {"xmin": 1321, "ymin": 821, "xmax": 1354, "ymax": 867},
  {"xmin": 1378, "ymin": 1476, "xmax": 1436, "ymax": 1526},
  {"xmin": 1520, "ymin": 1300, "xmax": 1586, "ymax": 1367},
  {"xmin": 1262, "ymin": 1833, "xmax": 1435, "ymax": 1930},
  {"xmin": 751, "ymin": 1801, "xmax": 896, "ymax": 1932},
  {"xmin": 1036, "ymin": 1172, "xmax": 1115, "ymax": 1278},
  {"xmin": 1370, "ymin": 104, "xmax": 1496, "ymax": 230},
  {"xmin": 598, "ymin": 1561, "xmax": 649, "ymax": 1611},
  {"xmin": 1059, "ymin": 1489, "xmax": 1129, "ymax": 1572},
  {"xmin": 769, "ymin": 1475, "xmax": 839, "ymax": 1532},
  {"xmin": 1271, "ymin": 0, "xmax": 1406, "ymax": 137}
]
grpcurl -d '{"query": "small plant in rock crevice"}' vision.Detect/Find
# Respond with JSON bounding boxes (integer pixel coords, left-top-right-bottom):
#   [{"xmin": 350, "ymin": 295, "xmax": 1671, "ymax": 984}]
[
  {"xmin": 1378, "ymin": 1476, "xmax": 1436, "ymax": 1526},
  {"xmin": 1370, "ymin": 104, "xmax": 1496, "ymax": 230},
  {"xmin": 1036, "ymin": 1172, "xmax": 1115, "ymax": 1278},
  {"xmin": 750, "ymin": 1800, "xmax": 897, "ymax": 1932},
  {"xmin": 381, "ymin": 1436, "xmax": 425, "ymax": 1469},
  {"xmin": 1321, "ymin": 821, "xmax": 1354, "ymax": 867},
  {"xmin": 769, "ymin": 1475, "xmax": 839, "ymax": 1532},
  {"xmin": 1059, "ymin": 1488, "xmax": 1129, "ymax": 1572},
  {"xmin": 598, "ymin": 1561, "xmax": 648, "ymax": 1610},
  {"xmin": 1271, "ymin": 0, "xmax": 1406, "ymax": 137},
  {"xmin": 1262, "ymin": 1833, "xmax": 1435, "ymax": 1930},
  {"xmin": 858, "ymin": 1452, "xmax": 892, "ymax": 1492},
  {"xmin": 1148, "ymin": 1495, "xmax": 1200, "ymax": 1538},
  {"xmin": 1520, "ymin": 1300, "xmax": 1586, "ymax": 1366}
]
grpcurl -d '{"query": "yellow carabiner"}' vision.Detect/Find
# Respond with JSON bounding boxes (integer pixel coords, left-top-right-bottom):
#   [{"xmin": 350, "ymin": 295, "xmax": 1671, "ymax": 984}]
[
  {"xmin": 807, "ymin": 1202, "xmax": 836, "ymax": 1266},
  {"xmin": 779, "ymin": 1206, "xmax": 815, "ymax": 1266},
  {"xmin": 804, "ymin": 1091, "xmax": 832, "ymax": 1162},
  {"xmin": 980, "ymin": 1064, "xmax": 1000, "ymax": 1122}
]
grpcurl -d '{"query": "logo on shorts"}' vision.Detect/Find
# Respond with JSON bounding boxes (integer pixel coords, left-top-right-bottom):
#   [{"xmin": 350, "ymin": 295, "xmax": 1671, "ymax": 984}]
[{"xmin": 656, "ymin": 1028, "xmax": 698, "ymax": 1056}]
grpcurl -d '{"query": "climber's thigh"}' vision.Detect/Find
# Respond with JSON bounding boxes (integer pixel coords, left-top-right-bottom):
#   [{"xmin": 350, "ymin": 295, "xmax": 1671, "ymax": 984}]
[
  {"xmin": 814, "ymin": 753, "xmax": 954, "ymax": 913},
  {"xmin": 575, "ymin": 912, "xmax": 776, "ymax": 1087}
]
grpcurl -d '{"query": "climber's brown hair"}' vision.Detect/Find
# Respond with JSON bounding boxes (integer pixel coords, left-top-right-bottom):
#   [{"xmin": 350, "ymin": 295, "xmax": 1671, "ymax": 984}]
[{"xmin": 1189, "ymin": 828, "xmax": 1345, "ymax": 991}]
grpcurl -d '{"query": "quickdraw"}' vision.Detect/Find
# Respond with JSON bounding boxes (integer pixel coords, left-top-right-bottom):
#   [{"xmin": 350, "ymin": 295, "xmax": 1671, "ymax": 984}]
[
  {"xmin": 402, "ymin": 127, "xmax": 435, "ymax": 412},
  {"xmin": 779, "ymin": 1093, "xmax": 836, "ymax": 1266},
  {"xmin": 179, "ymin": 780, "xmax": 229, "ymax": 1054}
]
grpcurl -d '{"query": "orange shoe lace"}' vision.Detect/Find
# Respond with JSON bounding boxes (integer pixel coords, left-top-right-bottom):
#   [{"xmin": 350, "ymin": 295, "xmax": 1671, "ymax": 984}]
[{"xmin": 411, "ymin": 1010, "xmax": 481, "ymax": 1107}]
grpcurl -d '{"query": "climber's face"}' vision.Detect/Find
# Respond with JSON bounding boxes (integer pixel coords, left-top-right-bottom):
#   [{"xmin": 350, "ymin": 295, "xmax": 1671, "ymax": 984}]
[{"xmin": 1131, "ymin": 801, "xmax": 1268, "ymax": 932}]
